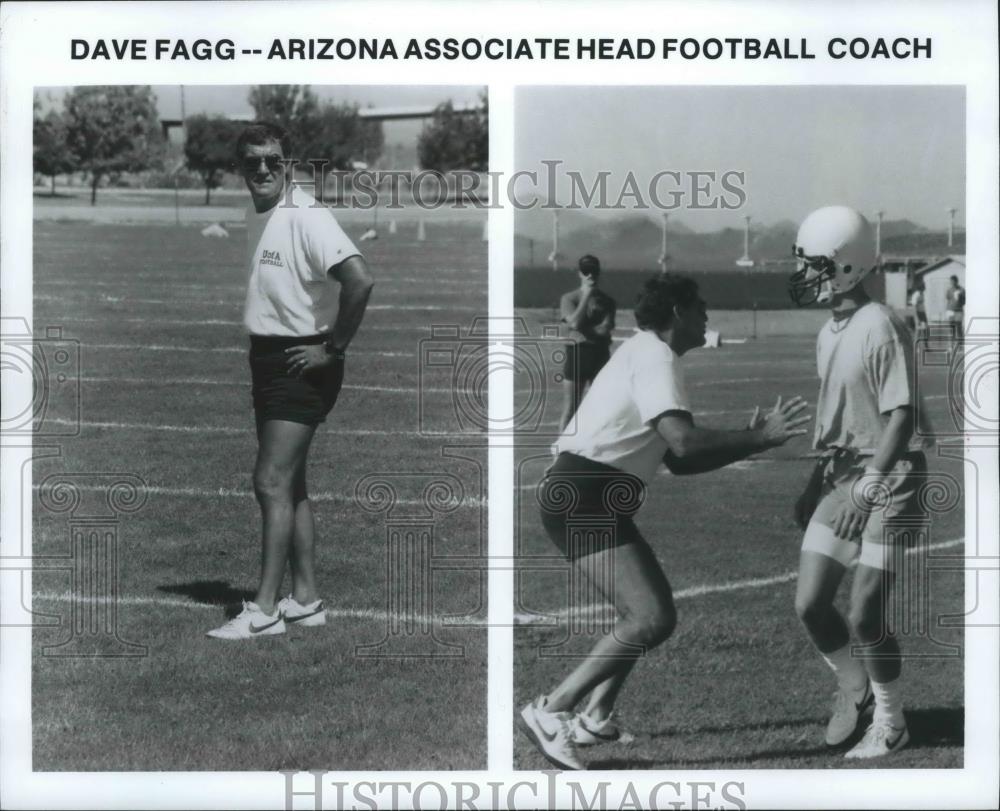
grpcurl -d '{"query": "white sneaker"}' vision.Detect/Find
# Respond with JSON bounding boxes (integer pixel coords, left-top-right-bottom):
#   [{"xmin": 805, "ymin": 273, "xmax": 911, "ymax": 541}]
[
  {"xmin": 206, "ymin": 601, "xmax": 285, "ymax": 640},
  {"xmin": 825, "ymin": 681, "xmax": 874, "ymax": 746},
  {"xmin": 519, "ymin": 696, "xmax": 584, "ymax": 770},
  {"xmin": 845, "ymin": 716, "xmax": 910, "ymax": 759},
  {"xmin": 571, "ymin": 712, "xmax": 635, "ymax": 746},
  {"xmin": 278, "ymin": 595, "xmax": 326, "ymax": 627}
]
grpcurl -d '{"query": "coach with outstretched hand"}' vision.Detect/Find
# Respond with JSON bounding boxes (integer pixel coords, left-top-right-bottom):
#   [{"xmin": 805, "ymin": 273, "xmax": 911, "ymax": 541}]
[
  {"xmin": 208, "ymin": 122, "xmax": 375, "ymax": 640},
  {"xmin": 520, "ymin": 274, "xmax": 810, "ymax": 770}
]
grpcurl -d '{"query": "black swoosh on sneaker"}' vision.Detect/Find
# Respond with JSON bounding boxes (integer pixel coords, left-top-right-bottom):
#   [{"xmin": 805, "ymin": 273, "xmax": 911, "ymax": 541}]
[
  {"xmin": 885, "ymin": 727, "xmax": 907, "ymax": 750},
  {"xmin": 285, "ymin": 606, "xmax": 324, "ymax": 623},
  {"xmin": 518, "ymin": 717, "xmax": 580, "ymax": 771},
  {"xmin": 249, "ymin": 617, "xmax": 282, "ymax": 634}
]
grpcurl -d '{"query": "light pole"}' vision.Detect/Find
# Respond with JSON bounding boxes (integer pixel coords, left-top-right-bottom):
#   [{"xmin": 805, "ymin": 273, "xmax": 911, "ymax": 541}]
[
  {"xmin": 875, "ymin": 209, "xmax": 884, "ymax": 263},
  {"xmin": 547, "ymin": 209, "xmax": 561, "ymax": 271},
  {"xmin": 657, "ymin": 212, "xmax": 669, "ymax": 273}
]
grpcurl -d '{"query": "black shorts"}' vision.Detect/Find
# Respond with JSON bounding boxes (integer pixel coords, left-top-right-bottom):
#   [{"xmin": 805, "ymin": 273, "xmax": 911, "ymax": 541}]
[
  {"xmin": 249, "ymin": 334, "xmax": 345, "ymax": 429},
  {"xmin": 563, "ymin": 340, "xmax": 611, "ymax": 384},
  {"xmin": 538, "ymin": 452, "xmax": 647, "ymax": 561}
]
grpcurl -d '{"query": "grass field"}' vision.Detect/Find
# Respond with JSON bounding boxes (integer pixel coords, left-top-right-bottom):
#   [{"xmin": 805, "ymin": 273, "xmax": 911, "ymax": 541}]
[
  {"xmin": 512, "ymin": 307, "xmax": 966, "ymax": 770},
  {"xmin": 30, "ymin": 216, "xmax": 488, "ymax": 771}
]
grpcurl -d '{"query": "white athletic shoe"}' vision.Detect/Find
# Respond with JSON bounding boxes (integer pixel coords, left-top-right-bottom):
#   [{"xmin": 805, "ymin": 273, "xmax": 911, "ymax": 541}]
[
  {"xmin": 206, "ymin": 601, "xmax": 285, "ymax": 640},
  {"xmin": 278, "ymin": 595, "xmax": 326, "ymax": 627},
  {"xmin": 844, "ymin": 716, "xmax": 910, "ymax": 759},
  {"xmin": 825, "ymin": 681, "xmax": 874, "ymax": 746},
  {"xmin": 519, "ymin": 696, "xmax": 584, "ymax": 770},
  {"xmin": 571, "ymin": 712, "xmax": 635, "ymax": 746}
]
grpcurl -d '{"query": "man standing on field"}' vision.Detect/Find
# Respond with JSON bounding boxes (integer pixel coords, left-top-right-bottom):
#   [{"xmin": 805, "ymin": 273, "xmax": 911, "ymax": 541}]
[
  {"xmin": 788, "ymin": 206, "xmax": 933, "ymax": 758},
  {"xmin": 208, "ymin": 122, "xmax": 375, "ymax": 639}
]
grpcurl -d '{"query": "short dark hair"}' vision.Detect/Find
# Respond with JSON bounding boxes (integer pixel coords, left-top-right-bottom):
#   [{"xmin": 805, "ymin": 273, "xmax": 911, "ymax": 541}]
[
  {"xmin": 950, "ymin": 275, "xmax": 959, "ymax": 284},
  {"xmin": 578, "ymin": 255, "xmax": 601, "ymax": 277},
  {"xmin": 634, "ymin": 273, "xmax": 700, "ymax": 332},
  {"xmin": 235, "ymin": 121, "xmax": 291, "ymax": 162}
]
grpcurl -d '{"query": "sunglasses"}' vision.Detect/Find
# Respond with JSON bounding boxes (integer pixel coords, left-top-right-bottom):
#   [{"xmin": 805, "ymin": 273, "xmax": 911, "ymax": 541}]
[{"xmin": 240, "ymin": 154, "xmax": 285, "ymax": 175}]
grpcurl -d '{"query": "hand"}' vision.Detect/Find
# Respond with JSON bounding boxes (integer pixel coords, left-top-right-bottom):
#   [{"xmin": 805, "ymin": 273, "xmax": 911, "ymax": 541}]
[
  {"xmin": 581, "ymin": 276, "xmax": 596, "ymax": 292},
  {"xmin": 832, "ymin": 501, "xmax": 870, "ymax": 541},
  {"xmin": 759, "ymin": 395, "xmax": 811, "ymax": 448},
  {"xmin": 284, "ymin": 344, "xmax": 334, "ymax": 377}
]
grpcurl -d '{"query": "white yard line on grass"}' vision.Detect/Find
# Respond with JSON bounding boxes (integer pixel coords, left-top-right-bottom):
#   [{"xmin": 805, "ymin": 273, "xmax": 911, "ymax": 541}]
[
  {"xmin": 42, "ymin": 316, "xmax": 466, "ymax": 333},
  {"xmin": 78, "ymin": 376, "xmax": 455, "ymax": 394},
  {"xmin": 34, "ymin": 294, "xmax": 481, "ymax": 311},
  {"xmin": 29, "ymin": 481, "xmax": 484, "ymax": 508},
  {"xmin": 35, "ymin": 276, "xmax": 484, "ymax": 288},
  {"xmin": 41, "ymin": 416, "xmax": 478, "ymax": 437},
  {"xmin": 83, "ymin": 343, "xmax": 414, "ymax": 357},
  {"xmin": 514, "ymin": 537, "xmax": 965, "ymax": 625},
  {"xmin": 30, "ymin": 537, "xmax": 962, "ymax": 626}
]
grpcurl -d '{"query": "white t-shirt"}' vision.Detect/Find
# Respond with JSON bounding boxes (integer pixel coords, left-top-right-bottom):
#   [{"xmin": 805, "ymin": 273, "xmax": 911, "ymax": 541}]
[
  {"xmin": 243, "ymin": 185, "xmax": 361, "ymax": 336},
  {"xmin": 555, "ymin": 330, "xmax": 692, "ymax": 482},
  {"xmin": 814, "ymin": 302, "xmax": 932, "ymax": 455}
]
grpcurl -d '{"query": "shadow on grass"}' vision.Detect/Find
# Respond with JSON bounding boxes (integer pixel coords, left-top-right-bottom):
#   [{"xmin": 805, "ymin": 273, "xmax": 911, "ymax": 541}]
[
  {"xmin": 34, "ymin": 191, "xmax": 80, "ymax": 199},
  {"xmin": 588, "ymin": 706, "xmax": 963, "ymax": 769},
  {"xmin": 158, "ymin": 581, "xmax": 254, "ymax": 617}
]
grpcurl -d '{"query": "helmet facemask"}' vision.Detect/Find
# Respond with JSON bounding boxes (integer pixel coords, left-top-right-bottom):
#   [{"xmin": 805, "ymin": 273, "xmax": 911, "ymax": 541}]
[{"xmin": 788, "ymin": 246, "xmax": 837, "ymax": 307}]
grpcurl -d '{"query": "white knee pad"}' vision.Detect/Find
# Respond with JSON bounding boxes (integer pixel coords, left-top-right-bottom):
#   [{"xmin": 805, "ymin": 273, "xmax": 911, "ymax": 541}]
[{"xmin": 801, "ymin": 521, "xmax": 859, "ymax": 567}]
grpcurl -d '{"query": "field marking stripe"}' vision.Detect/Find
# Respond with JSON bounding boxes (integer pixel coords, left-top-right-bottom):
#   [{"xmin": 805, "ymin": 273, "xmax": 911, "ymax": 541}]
[
  {"xmin": 82, "ymin": 343, "xmax": 414, "ymax": 357},
  {"xmin": 40, "ymin": 417, "xmax": 476, "ymax": 437},
  {"xmin": 28, "ymin": 537, "xmax": 962, "ymax": 624},
  {"xmin": 29, "ymin": 481, "xmax": 485, "ymax": 508},
  {"xmin": 28, "ymin": 593, "xmax": 485, "ymax": 626},
  {"xmin": 514, "ymin": 537, "xmax": 965, "ymax": 624},
  {"xmin": 35, "ymin": 278, "xmax": 484, "ymax": 288},
  {"xmin": 33, "ymin": 295, "xmax": 480, "ymax": 311},
  {"xmin": 43, "ymin": 316, "xmax": 469, "ymax": 332},
  {"xmin": 76, "ymin": 376, "xmax": 454, "ymax": 394}
]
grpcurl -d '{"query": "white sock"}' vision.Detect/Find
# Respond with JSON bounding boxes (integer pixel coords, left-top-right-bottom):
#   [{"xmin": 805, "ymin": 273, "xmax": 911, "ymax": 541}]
[
  {"xmin": 871, "ymin": 677, "xmax": 905, "ymax": 728},
  {"xmin": 821, "ymin": 645, "xmax": 868, "ymax": 691}
]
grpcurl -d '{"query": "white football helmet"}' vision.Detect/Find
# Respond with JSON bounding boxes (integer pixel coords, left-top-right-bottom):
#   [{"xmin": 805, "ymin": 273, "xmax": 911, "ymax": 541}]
[{"xmin": 789, "ymin": 206, "xmax": 877, "ymax": 306}]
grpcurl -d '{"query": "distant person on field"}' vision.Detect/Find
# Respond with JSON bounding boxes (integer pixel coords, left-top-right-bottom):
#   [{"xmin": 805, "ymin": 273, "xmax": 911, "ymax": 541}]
[
  {"xmin": 908, "ymin": 279, "xmax": 928, "ymax": 341},
  {"xmin": 945, "ymin": 275, "xmax": 964, "ymax": 343},
  {"xmin": 519, "ymin": 274, "xmax": 809, "ymax": 770},
  {"xmin": 559, "ymin": 255, "xmax": 616, "ymax": 430},
  {"xmin": 208, "ymin": 122, "xmax": 375, "ymax": 640}
]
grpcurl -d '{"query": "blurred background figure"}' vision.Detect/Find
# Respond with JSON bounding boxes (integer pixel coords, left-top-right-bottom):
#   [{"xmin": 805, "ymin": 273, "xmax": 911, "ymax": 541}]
[
  {"xmin": 909, "ymin": 279, "xmax": 928, "ymax": 341},
  {"xmin": 559, "ymin": 255, "xmax": 616, "ymax": 431}
]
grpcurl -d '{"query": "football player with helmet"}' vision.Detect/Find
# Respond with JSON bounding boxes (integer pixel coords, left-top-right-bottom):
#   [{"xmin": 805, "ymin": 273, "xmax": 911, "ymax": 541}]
[{"xmin": 789, "ymin": 206, "xmax": 933, "ymax": 759}]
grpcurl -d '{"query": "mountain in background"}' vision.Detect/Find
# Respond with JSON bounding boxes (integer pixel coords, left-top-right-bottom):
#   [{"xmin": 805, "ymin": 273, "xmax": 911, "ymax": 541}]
[{"xmin": 515, "ymin": 210, "xmax": 953, "ymax": 271}]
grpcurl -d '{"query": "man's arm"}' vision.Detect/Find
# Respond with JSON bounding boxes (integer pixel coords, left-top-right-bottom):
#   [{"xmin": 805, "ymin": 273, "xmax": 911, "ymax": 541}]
[
  {"xmin": 658, "ymin": 397, "xmax": 810, "ymax": 475},
  {"xmin": 327, "ymin": 255, "xmax": 375, "ymax": 353},
  {"xmin": 560, "ymin": 285, "xmax": 594, "ymax": 330}
]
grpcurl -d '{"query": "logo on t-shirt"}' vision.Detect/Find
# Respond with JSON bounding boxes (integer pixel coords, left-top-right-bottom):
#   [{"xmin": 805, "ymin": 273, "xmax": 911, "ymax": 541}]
[{"xmin": 260, "ymin": 249, "xmax": 283, "ymax": 268}]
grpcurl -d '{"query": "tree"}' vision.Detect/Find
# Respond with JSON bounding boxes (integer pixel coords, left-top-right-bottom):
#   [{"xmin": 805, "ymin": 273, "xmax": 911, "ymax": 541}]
[
  {"xmin": 184, "ymin": 114, "xmax": 243, "ymax": 204},
  {"xmin": 63, "ymin": 86, "xmax": 163, "ymax": 204},
  {"xmin": 247, "ymin": 85, "xmax": 319, "ymax": 133},
  {"xmin": 300, "ymin": 102, "xmax": 384, "ymax": 170},
  {"xmin": 33, "ymin": 102, "xmax": 77, "ymax": 196},
  {"xmin": 248, "ymin": 86, "xmax": 383, "ymax": 170},
  {"xmin": 417, "ymin": 93, "xmax": 488, "ymax": 172}
]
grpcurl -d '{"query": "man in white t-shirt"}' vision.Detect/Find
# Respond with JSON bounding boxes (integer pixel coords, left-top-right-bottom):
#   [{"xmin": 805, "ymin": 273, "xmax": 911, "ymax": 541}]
[
  {"xmin": 519, "ymin": 274, "xmax": 810, "ymax": 770},
  {"xmin": 789, "ymin": 206, "xmax": 932, "ymax": 760},
  {"xmin": 208, "ymin": 122, "xmax": 375, "ymax": 640}
]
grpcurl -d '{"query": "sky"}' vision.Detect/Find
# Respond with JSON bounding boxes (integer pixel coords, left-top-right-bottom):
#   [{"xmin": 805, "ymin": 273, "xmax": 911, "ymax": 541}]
[{"xmin": 515, "ymin": 85, "xmax": 966, "ymax": 232}]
